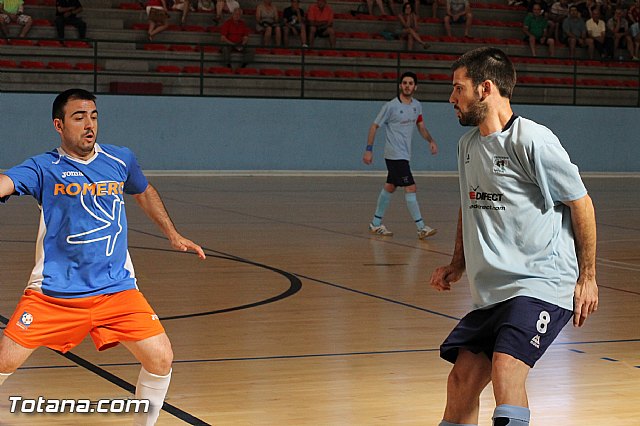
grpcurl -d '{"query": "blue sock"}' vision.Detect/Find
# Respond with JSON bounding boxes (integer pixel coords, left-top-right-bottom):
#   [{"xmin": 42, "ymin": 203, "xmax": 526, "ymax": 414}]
[
  {"xmin": 439, "ymin": 421, "xmax": 477, "ymax": 426},
  {"xmin": 492, "ymin": 404, "xmax": 530, "ymax": 426},
  {"xmin": 404, "ymin": 192, "xmax": 425, "ymax": 229},
  {"xmin": 372, "ymin": 189, "xmax": 392, "ymax": 226}
]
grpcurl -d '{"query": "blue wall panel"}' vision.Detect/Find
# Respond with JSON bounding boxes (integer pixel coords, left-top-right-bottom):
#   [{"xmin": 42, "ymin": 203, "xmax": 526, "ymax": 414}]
[{"xmin": 1, "ymin": 93, "xmax": 637, "ymax": 172}]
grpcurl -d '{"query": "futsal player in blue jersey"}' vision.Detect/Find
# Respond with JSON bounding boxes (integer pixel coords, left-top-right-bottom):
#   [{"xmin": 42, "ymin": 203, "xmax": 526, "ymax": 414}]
[
  {"xmin": 0, "ymin": 89, "xmax": 206, "ymax": 425},
  {"xmin": 430, "ymin": 47, "xmax": 599, "ymax": 426},
  {"xmin": 363, "ymin": 71, "xmax": 440, "ymax": 240}
]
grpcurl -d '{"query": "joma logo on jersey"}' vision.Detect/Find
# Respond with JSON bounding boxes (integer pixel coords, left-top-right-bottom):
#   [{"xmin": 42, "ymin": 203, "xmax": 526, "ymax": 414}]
[
  {"xmin": 469, "ymin": 191, "xmax": 504, "ymax": 202},
  {"xmin": 53, "ymin": 182, "xmax": 124, "ymax": 196},
  {"xmin": 61, "ymin": 171, "xmax": 85, "ymax": 179}
]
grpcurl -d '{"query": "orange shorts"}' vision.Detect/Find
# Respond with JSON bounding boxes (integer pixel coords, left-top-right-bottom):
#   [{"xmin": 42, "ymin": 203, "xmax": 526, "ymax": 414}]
[{"xmin": 3, "ymin": 289, "xmax": 165, "ymax": 353}]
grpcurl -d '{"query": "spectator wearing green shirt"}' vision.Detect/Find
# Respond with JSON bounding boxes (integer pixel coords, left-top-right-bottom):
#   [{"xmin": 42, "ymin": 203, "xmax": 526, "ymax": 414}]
[
  {"xmin": 0, "ymin": 0, "xmax": 32, "ymax": 38},
  {"xmin": 523, "ymin": 3, "xmax": 555, "ymax": 56}
]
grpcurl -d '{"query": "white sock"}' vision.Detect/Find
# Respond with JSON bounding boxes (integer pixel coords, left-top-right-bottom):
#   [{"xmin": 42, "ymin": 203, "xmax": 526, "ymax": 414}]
[
  {"xmin": 133, "ymin": 367, "xmax": 172, "ymax": 426},
  {"xmin": 0, "ymin": 372, "xmax": 12, "ymax": 386}
]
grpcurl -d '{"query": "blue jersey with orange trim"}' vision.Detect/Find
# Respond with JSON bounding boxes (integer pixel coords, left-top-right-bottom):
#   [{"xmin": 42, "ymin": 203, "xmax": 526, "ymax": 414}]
[{"xmin": 2, "ymin": 143, "xmax": 148, "ymax": 298}]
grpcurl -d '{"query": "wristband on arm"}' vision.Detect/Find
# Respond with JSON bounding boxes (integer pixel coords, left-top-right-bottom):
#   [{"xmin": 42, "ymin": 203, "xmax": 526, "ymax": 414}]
[{"xmin": 365, "ymin": 145, "xmax": 373, "ymax": 152}]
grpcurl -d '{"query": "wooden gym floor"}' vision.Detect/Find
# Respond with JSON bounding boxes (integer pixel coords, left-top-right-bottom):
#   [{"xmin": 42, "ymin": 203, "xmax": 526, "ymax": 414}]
[{"xmin": 0, "ymin": 175, "xmax": 638, "ymax": 425}]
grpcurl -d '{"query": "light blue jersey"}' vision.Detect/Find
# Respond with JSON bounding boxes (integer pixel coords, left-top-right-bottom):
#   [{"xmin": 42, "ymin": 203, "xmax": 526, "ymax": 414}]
[
  {"xmin": 2, "ymin": 143, "xmax": 148, "ymax": 298},
  {"xmin": 458, "ymin": 116, "xmax": 587, "ymax": 311},
  {"xmin": 374, "ymin": 97, "xmax": 423, "ymax": 160}
]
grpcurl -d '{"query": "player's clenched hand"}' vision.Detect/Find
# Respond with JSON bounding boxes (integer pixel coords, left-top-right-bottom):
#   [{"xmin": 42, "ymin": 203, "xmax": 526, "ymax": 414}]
[
  {"xmin": 363, "ymin": 151, "xmax": 373, "ymax": 165},
  {"xmin": 170, "ymin": 235, "xmax": 206, "ymax": 260},
  {"xmin": 573, "ymin": 275, "xmax": 598, "ymax": 327},
  {"xmin": 430, "ymin": 264, "xmax": 463, "ymax": 291}
]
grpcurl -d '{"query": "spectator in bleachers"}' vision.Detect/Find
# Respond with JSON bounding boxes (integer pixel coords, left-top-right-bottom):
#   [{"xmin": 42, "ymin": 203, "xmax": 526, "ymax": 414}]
[
  {"xmin": 398, "ymin": 2, "xmax": 430, "ymax": 49},
  {"xmin": 548, "ymin": 0, "xmax": 569, "ymax": 42},
  {"xmin": 146, "ymin": 0, "xmax": 169, "ymax": 40},
  {"xmin": 366, "ymin": 0, "xmax": 388, "ymax": 15},
  {"xmin": 172, "ymin": 0, "xmax": 191, "ymax": 26},
  {"xmin": 586, "ymin": 7, "xmax": 613, "ymax": 58},
  {"xmin": 198, "ymin": 0, "xmax": 214, "ymax": 11},
  {"xmin": 420, "ymin": 0, "xmax": 446, "ymax": 19},
  {"xmin": 55, "ymin": 0, "xmax": 87, "ymax": 40},
  {"xmin": 563, "ymin": 5, "xmax": 588, "ymax": 57},
  {"xmin": 214, "ymin": 0, "xmax": 239, "ymax": 24},
  {"xmin": 629, "ymin": 0, "xmax": 639, "ymax": 59},
  {"xmin": 443, "ymin": 0, "xmax": 473, "ymax": 38},
  {"xmin": 0, "ymin": 0, "xmax": 32, "ymax": 38},
  {"xmin": 256, "ymin": 0, "xmax": 282, "ymax": 46},
  {"xmin": 523, "ymin": 3, "xmax": 555, "ymax": 56},
  {"xmin": 526, "ymin": 0, "xmax": 549, "ymax": 14},
  {"xmin": 220, "ymin": 8, "xmax": 254, "ymax": 68},
  {"xmin": 607, "ymin": 6, "xmax": 634, "ymax": 58},
  {"xmin": 307, "ymin": 0, "xmax": 336, "ymax": 47},
  {"xmin": 283, "ymin": 0, "xmax": 308, "ymax": 47}
]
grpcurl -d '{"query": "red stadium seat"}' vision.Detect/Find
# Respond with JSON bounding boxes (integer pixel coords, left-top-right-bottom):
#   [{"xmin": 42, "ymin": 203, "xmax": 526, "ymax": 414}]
[
  {"xmin": 75, "ymin": 62, "xmax": 98, "ymax": 71},
  {"xmin": 0, "ymin": 59, "xmax": 17, "ymax": 68},
  {"xmin": 48, "ymin": 62, "xmax": 74, "ymax": 70},
  {"xmin": 260, "ymin": 68, "xmax": 284, "ymax": 76},
  {"xmin": 183, "ymin": 66, "xmax": 203, "ymax": 73},
  {"xmin": 19, "ymin": 61, "xmax": 46, "ymax": 69},
  {"xmin": 309, "ymin": 69, "xmax": 334, "ymax": 78},
  {"xmin": 284, "ymin": 69, "xmax": 302, "ymax": 77},
  {"xmin": 64, "ymin": 40, "xmax": 91, "ymax": 48},
  {"xmin": 10, "ymin": 39, "xmax": 35, "ymax": 46},
  {"xmin": 38, "ymin": 40, "xmax": 63, "ymax": 47},
  {"xmin": 207, "ymin": 66, "xmax": 233, "ymax": 74},
  {"xmin": 144, "ymin": 43, "xmax": 170, "ymax": 51},
  {"xmin": 334, "ymin": 70, "xmax": 357, "ymax": 78},
  {"xmin": 169, "ymin": 44, "xmax": 196, "ymax": 52},
  {"xmin": 358, "ymin": 71, "xmax": 381, "ymax": 79},
  {"xmin": 199, "ymin": 45, "xmax": 220, "ymax": 53},
  {"xmin": 156, "ymin": 65, "xmax": 181, "ymax": 73},
  {"xmin": 235, "ymin": 67, "xmax": 259, "ymax": 75}
]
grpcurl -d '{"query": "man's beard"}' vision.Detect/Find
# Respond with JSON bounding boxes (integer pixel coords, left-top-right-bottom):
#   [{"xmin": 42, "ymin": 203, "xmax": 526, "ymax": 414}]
[{"xmin": 458, "ymin": 97, "xmax": 488, "ymax": 126}]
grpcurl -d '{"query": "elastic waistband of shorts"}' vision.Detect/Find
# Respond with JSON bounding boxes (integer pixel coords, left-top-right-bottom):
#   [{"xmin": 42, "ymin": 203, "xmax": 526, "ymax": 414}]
[{"xmin": 24, "ymin": 289, "xmax": 139, "ymax": 308}]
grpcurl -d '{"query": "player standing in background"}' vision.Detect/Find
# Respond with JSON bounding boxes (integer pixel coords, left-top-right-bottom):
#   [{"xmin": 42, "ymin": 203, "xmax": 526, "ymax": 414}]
[
  {"xmin": 363, "ymin": 71, "xmax": 439, "ymax": 239},
  {"xmin": 430, "ymin": 47, "xmax": 598, "ymax": 426},
  {"xmin": 0, "ymin": 88, "xmax": 206, "ymax": 425}
]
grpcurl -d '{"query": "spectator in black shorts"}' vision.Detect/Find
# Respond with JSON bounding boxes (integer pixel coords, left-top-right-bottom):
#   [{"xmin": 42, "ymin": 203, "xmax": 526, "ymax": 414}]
[
  {"xmin": 307, "ymin": 0, "xmax": 336, "ymax": 47},
  {"xmin": 283, "ymin": 0, "xmax": 307, "ymax": 47}
]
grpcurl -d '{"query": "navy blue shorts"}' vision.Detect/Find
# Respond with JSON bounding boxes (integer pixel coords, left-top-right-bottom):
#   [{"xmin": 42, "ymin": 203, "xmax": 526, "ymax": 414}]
[
  {"xmin": 440, "ymin": 296, "xmax": 572, "ymax": 367},
  {"xmin": 385, "ymin": 159, "xmax": 415, "ymax": 187}
]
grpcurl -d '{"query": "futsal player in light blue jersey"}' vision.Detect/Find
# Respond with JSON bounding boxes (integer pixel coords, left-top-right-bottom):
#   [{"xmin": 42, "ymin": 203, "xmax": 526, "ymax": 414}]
[
  {"xmin": 0, "ymin": 89, "xmax": 206, "ymax": 425},
  {"xmin": 363, "ymin": 71, "xmax": 440, "ymax": 240},
  {"xmin": 430, "ymin": 47, "xmax": 598, "ymax": 426}
]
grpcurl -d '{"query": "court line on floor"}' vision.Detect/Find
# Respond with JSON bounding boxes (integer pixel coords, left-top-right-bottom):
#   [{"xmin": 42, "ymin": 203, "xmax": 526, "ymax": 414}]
[{"xmin": 0, "ymin": 314, "xmax": 210, "ymax": 426}]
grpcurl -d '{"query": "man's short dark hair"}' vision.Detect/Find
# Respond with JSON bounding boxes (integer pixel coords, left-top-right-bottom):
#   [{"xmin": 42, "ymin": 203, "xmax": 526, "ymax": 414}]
[
  {"xmin": 52, "ymin": 89, "xmax": 96, "ymax": 121},
  {"xmin": 400, "ymin": 71, "xmax": 418, "ymax": 85},
  {"xmin": 451, "ymin": 47, "xmax": 516, "ymax": 99}
]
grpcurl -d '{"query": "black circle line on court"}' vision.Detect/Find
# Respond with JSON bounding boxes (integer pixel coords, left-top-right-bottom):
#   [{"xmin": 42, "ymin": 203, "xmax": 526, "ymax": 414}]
[{"xmin": 0, "ymin": 247, "xmax": 302, "ymax": 425}]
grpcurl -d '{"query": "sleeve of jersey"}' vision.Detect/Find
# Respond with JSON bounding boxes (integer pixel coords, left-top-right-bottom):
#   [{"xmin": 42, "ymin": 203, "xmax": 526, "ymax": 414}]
[
  {"xmin": 1, "ymin": 159, "xmax": 43, "ymax": 204},
  {"xmin": 373, "ymin": 103, "xmax": 390, "ymax": 127},
  {"xmin": 533, "ymin": 137, "xmax": 587, "ymax": 210},
  {"xmin": 123, "ymin": 149, "xmax": 149, "ymax": 195}
]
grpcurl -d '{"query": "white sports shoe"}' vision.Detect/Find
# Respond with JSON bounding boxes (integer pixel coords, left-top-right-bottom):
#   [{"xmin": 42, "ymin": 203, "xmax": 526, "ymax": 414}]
[
  {"xmin": 369, "ymin": 223, "xmax": 393, "ymax": 236},
  {"xmin": 417, "ymin": 226, "xmax": 437, "ymax": 240}
]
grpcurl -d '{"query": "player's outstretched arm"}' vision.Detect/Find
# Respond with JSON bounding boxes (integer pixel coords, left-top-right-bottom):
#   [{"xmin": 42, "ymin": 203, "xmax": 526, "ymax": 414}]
[
  {"xmin": 0, "ymin": 174, "xmax": 16, "ymax": 198},
  {"xmin": 133, "ymin": 184, "xmax": 206, "ymax": 260},
  {"xmin": 566, "ymin": 194, "xmax": 598, "ymax": 327},
  {"xmin": 430, "ymin": 208, "xmax": 465, "ymax": 291}
]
